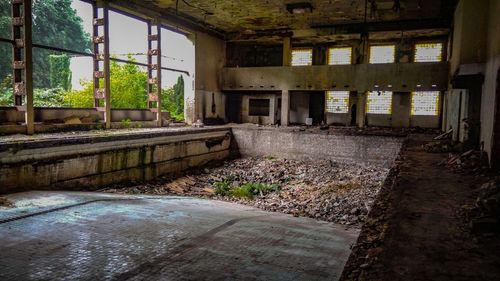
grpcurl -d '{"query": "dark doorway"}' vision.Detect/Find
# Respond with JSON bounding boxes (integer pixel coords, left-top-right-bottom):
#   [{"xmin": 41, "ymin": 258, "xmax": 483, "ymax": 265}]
[
  {"xmin": 226, "ymin": 94, "xmax": 242, "ymax": 123},
  {"xmin": 309, "ymin": 92, "xmax": 325, "ymax": 124},
  {"xmin": 350, "ymin": 104, "xmax": 357, "ymax": 126}
]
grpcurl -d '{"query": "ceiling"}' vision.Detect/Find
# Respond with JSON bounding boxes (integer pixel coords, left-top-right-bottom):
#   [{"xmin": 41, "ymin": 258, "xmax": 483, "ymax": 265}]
[{"xmin": 138, "ymin": 0, "xmax": 455, "ymax": 33}]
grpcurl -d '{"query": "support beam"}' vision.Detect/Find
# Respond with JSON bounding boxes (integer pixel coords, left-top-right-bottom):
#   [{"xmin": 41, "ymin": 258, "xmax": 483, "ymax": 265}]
[
  {"xmin": 93, "ymin": 1, "xmax": 111, "ymax": 129},
  {"xmin": 281, "ymin": 90, "xmax": 290, "ymax": 126},
  {"xmin": 147, "ymin": 20, "xmax": 162, "ymax": 127},
  {"xmin": 11, "ymin": 0, "xmax": 34, "ymax": 135},
  {"xmin": 282, "ymin": 37, "xmax": 291, "ymax": 67}
]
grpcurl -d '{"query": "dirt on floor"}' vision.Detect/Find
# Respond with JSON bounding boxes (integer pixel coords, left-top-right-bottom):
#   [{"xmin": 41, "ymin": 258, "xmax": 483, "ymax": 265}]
[
  {"xmin": 0, "ymin": 196, "xmax": 14, "ymax": 208},
  {"xmin": 341, "ymin": 135, "xmax": 500, "ymax": 281},
  {"xmin": 102, "ymin": 157, "xmax": 389, "ymax": 226}
]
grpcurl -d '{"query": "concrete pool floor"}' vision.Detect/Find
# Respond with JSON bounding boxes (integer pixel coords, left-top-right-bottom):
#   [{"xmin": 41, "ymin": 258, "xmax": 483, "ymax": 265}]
[{"xmin": 0, "ymin": 191, "xmax": 358, "ymax": 281}]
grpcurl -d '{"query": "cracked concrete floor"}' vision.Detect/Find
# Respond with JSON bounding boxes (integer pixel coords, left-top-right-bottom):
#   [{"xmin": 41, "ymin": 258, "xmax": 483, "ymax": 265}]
[{"xmin": 0, "ymin": 191, "xmax": 358, "ymax": 281}]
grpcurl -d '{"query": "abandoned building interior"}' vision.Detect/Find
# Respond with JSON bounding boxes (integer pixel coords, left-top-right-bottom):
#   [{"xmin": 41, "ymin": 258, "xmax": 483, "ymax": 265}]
[{"xmin": 0, "ymin": 0, "xmax": 499, "ymax": 280}]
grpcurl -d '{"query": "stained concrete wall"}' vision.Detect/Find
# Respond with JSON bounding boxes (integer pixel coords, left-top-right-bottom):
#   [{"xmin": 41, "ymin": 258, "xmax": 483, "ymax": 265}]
[
  {"xmin": 290, "ymin": 92, "xmax": 310, "ymax": 124},
  {"xmin": 232, "ymin": 127, "xmax": 403, "ymax": 167},
  {"xmin": 188, "ymin": 32, "xmax": 226, "ymax": 124},
  {"xmin": 0, "ymin": 128, "xmax": 232, "ymax": 193},
  {"xmin": 479, "ymin": 0, "xmax": 500, "ymax": 163},
  {"xmin": 0, "ymin": 107, "xmax": 170, "ymax": 124},
  {"xmin": 241, "ymin": 93, "xmax": 279, "ymax": 125},
  {"xmin": 222, "ymin": 63, "xmax": 449, "ymax": 92},
  {"xmin": 447, "ymin": 0, "xmax": 500, "ymax": 162}
]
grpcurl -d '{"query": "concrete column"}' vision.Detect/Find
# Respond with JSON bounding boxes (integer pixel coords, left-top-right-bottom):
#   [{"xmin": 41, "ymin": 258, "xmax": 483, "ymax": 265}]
[
  {"xmin": 357, "ymin": 91, "xmax": 367, "ymax": 128},
  {"xmin": 269, "ymin": 96, "xmax": 276, "ymax": 125},
  {"xmin": 281, "ymin": 90, "xmax": 290, "ymax": 126},
  {"xmin": 283, "ymin": 37, "xmax": 291, "ymax": 66}
]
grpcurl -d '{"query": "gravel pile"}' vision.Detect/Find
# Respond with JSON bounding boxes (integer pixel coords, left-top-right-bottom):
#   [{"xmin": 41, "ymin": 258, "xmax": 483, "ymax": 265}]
[{"xmin": 102, "ymin": 157, "xmax": 389, "ymax": 226}]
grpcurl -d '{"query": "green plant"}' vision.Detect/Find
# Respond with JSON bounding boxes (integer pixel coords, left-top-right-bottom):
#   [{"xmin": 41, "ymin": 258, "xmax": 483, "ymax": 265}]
[
  {"xmin": 0, "ymin": 0, "xmax": 91, "ymax": 87},
  {"xmin": 265, "ymin": 155, "xmax": 275, "ymax": 160},
  {"xmin": 121, "ymin": 118, "xmax": 132, "ymax": 128},
  {"xmin": 230, "ymin": 184, "xmax": 255, "ymax": 199},
  {"xmin": 213, "ymin": 175, "xmax": 235, "ymax": 196},
  {"xmin": 230, "ymin": 183, "xmax": 281, "ymax": 199}
]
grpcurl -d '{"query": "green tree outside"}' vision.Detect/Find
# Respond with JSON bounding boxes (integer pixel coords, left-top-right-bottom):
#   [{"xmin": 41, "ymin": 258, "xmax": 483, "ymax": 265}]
[
  {"xmin": 49, "ymin": 54, "xmax": 72, "ymax": 90},
  {"xmin": 0, "ymin": 0, "xmax": 90, "ymax": 88}
]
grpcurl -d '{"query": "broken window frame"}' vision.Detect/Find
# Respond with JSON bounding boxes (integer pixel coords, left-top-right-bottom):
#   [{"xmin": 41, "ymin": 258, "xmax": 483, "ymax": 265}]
[
  {"xmin": 366, "ymin": 91, "xmax": 392, "ymax": 114},
  {"xmin": 291, "ymin": 47, "xmax": 313, "ymax": 66},
  {"xmin": 369, "ymin": 45, "xmax": 396, "ymax": 64},
  {"xmin": 327, "ymin": 47, "xmax": 352, "ymax": 65},
  {"xmin": 326, "ymin": 91, "xmax": 349, "ymax": 113},
  {"xmin": 414, "ymin": 42, "xmax": 444, "ymax": 63},
  {"xmin": 411, "ymin": 91, "xmax": 440, "ymax": 116}
]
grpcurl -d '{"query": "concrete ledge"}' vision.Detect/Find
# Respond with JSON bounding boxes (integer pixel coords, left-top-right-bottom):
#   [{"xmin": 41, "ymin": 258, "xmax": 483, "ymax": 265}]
[
  {"xmin": 0, "ymin": 128, "xmax": 232, "ymax": 193},
  {"xmin": 222, "ymin": 62, "xmax": 449, "ymax": 92}
]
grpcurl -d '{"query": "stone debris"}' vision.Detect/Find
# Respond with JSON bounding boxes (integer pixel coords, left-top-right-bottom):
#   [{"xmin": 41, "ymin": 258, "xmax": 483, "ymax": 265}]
[
  {"xmin": 439, "ymin": 149, "xmax": 489, "ymax": 174},
  {"xmin": 423, "ymin": 139, "xmax": 454, "ymax": 153},
  {"xmin": 102, "ymin": 157, "xmax": 389, "ymax": 226},
  {"xmin": 192, "ymin": 119, "xmax": 204, "ymax": 128},
  {"xmin": 463, "ymin": 178, "xmax": 500, "ymax": 234},
  {"xmin": 0, "ymin": 196, "xmax": 14, "ymax": 208}
]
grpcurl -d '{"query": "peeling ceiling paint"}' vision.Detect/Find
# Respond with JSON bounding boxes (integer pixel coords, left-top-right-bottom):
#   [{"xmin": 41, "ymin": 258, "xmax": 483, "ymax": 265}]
[{"xmin": 141, "ymin": 0, "xmax": 446, "ymax": 32}]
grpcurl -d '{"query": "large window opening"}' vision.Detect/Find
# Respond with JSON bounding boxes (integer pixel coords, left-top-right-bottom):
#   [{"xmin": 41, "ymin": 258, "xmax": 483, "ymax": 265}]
[
  {"xmin": 414, "ymin": 43, "xmax": 443, "ymax": 62},
  {"xmin": 367, "ymin": 91, "xmax": 392, "ymax": 114},
  {"xmin": 326, "ymin": 91, "xmax": 349, "ymax": 113},
  {"xmin": 411, "ymin": 91, "xmax": 439, "ymax": 116},
  {"xmin": 249, "ymin": 98, "xmax": 270, "ymax": 116},
  {"xmin": 291, "ymin": 48, "xmax": 313, "ymax": 66},
  {"xmin": 328, "ymin": 47, "xmax": 352, "ymax": 65},
  {"xmin": 369, "ymin": 45, "xmax": 395, "ymax": 64}
]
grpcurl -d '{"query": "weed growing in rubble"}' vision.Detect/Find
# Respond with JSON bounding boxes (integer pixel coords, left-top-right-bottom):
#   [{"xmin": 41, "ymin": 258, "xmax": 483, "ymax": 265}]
[
  {"xmin": 214, "ymin": 175, "xmax": 281, "ymax": 199},
  {"xmin": 214, "ymin": 175, "xmax": 235, "ymax": 196},
  {"xmin": 230, "ymin": 183, "xmax": 281, "ymax": 199},
  {"xmin": 121, "ymin": 118, "xmax": 132, "ymax": 129}
]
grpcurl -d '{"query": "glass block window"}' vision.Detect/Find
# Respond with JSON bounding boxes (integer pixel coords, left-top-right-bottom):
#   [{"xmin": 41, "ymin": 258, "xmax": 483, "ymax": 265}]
[
  {"xmin": 411, "ymin": 91, "xmax": 439, "ymax": 116},
  {"xmin": 369, "ymin": 45, "xmax": 395, "ymax": 64},
  {"xmin": 328, "ymin": 47, "xmax": 352, "ymax": 65},
  {"xmin": 367, "ymin": 91, "xmax": 392, "ymax": 114},
  {"xmin": 326, "ymin": 91, "xmax": 349, "ymax": 113},
  {"xmin": 291, "ymin": 48, "xmax": 313, "ymax": 66},
  {"xmin": 414, "ymin": 43, "xmax": 443, "ymax": 62}
]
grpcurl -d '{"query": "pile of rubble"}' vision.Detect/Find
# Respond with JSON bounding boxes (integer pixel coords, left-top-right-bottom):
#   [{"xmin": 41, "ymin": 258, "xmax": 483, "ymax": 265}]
[
  {"xmin": 463, "ymin": 178, "xmax": 500, "ymax": 234},
  {"xmin": 439, "ymin": 150, "xmax": 489, "ymax": 174},
  {"xmin": 102, "ymin": 157, "xmax": 389, "ymax": 226},
  {"xmin": 423, "ymin": 129, "xmax": 455, "ymax": 153},
  {"xmin": 0, "ymin": 196, "xmax": 14, "ymax": 208}
]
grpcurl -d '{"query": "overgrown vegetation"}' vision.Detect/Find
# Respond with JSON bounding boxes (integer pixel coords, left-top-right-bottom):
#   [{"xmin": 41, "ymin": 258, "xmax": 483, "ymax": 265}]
[
  {"xmin": 213, "ymin": 176, "xmax": 281, "ymax": 199},
  {"xmin": 0, "ymin": 0, "xmax": 185, "ymax": 120},
  {"xmin": 0, "ymin": 0, "xmax": 91, "ymax": 88}
]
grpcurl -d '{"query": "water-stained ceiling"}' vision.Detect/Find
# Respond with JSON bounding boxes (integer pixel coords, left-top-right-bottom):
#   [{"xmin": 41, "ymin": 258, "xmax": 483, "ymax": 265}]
[{"xmin": 138, "ymin": 0, "xmax": 454, "ymax": 33}]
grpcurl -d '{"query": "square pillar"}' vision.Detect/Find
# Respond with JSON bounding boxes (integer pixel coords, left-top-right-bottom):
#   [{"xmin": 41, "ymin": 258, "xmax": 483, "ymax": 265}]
[
  {"xmin": 281, "ymin": 90, "xmax": 290, "ymax": 126},
  {"xmin": 357, "ymin": 91, "xmax": 367, "ymax": 128}
]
